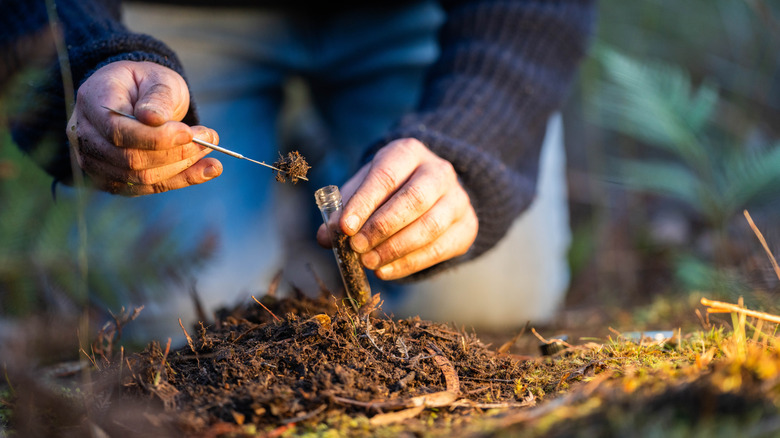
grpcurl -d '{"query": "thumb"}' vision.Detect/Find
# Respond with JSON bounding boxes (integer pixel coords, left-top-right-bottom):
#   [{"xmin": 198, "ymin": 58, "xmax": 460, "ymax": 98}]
[
  {"xmin": 133, "ymin": 63, "xmax": 191, "ymax": 126},
  {"xmin": 135, "ymin": 83, "xmax": 179, "ymax": 126}
]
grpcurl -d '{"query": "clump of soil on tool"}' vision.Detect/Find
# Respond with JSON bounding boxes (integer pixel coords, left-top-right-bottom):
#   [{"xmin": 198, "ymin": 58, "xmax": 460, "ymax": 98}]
[{"xmin": 273, "ymin": 150, "xmax": 310, "ymax": 183}]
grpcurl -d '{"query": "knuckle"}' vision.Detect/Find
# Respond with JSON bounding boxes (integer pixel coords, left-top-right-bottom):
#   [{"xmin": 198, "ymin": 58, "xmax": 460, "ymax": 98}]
[
  {"xmin": 426, "ymin": 242, "xmax": 447, "ymax": 264},
  {"xmin": 160, "ymin": 123, "xmax": 183, "ymax": 146},
  {"xmin": 401, "ymin": 184, "xmax": 427, "ymax": 210},
  {"xmin": 369, "ymin": 215, "xmax": 394, "ymax": 240},
  {"xmin": 438, "ymin": 159, "xmax": 456, "ymax": 177},
  {"xmin": 125, "ymin": 150, "xmax": 146, "ymax": 170},
  {"xmin": 150, "ymin": 181, "xmax": 169, "ymax": 194},
  {"xmin": 395, "ymin": 138, "xmax": 420, "ymax": 154},
  {"xmin": 110, "ymin": 126, "xmax": 126, "ymax": 148},
  {"xmin": 420, "ymin": 214, "xmax": 445, "ymax": 238},
  {"xmin": 135, "ymin": 169, "xmax": 158, "ymax": 185},
  {"xmin": 378, "ymin": 239, "xmax": 404, "ymax": 262},
  {"xmin": 184, "ymin": 171, "xmax": 201, "ymax": 187},
  {"xmin": 350, "ymin": 192, "xmax": 374, "ymax": 218},
  {"xmin": 373, "ymin": 165, "xmax": 399, "ymax": 194}
]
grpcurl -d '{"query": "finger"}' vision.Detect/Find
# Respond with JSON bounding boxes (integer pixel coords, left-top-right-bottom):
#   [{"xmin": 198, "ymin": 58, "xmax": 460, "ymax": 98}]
[
  {"xmin": 134, "ymin": 62, "xmax": 191, "ymax": 125},
  {"xmin": 76, "ymin": 120, "xmax": 212, "ymax": 170},
  {"xmin": 359, "ymin": 189, "xmax": 467, "ymax": 270},
  {"xmin": 340, "ymin": 140, "xmax": 423, "ymax": 236},
  {"xmin": 349, "ymin": 160, "xmax": 451, "ymax": 254},
  {"xmin": 316, "ymin": 223, "xmax": 331, "ymax": 248},
  {"xmin": 372, "ymin": 209, "xmax": 478, "ymax": 281},
  {"xmin": 98, "ymin": 108, "xmax": 196, "ymax": 151},
  {"xmin": 78, "ymin": 139, "xmax": 214, "ymax": 186},
  {"xmin": 315, "ymin": 164, "xmax": 371, "ymax": 249},
  {"xmin": 91, "ymin": 157, "xmax": 223, "ymax": 197}
]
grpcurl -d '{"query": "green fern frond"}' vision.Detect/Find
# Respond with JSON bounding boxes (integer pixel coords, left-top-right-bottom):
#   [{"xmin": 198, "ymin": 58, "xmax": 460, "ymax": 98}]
[
  {"xmin": 720, "ymin": 141, "xmax": 780, "ymax": 214},
  {"xmin": 613, "ymin": 158, "xmax": 703, "ymax": 210},
  {"xmin": 591, "ymin": 44, "xmax": 719, "ymax": 171}
]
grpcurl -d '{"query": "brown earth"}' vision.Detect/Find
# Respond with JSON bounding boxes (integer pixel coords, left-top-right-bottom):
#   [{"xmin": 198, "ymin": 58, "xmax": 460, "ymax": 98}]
[
  {"xmin": 87, "ymin": 290, "xmax": 543, "ymax": 437},
  {"xmin": 6, "ymin": 286, "xmax": 780, "ymax": 438}
]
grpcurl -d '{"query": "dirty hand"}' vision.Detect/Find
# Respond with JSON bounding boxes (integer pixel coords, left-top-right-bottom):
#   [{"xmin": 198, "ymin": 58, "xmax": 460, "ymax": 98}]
[
  {"xmin": 317, "ymin": 138, "xmax": 478, "ymax": 280},
  {"xmin": 65, "ymin": 60, "xmax": 222, "ymax": 196}
]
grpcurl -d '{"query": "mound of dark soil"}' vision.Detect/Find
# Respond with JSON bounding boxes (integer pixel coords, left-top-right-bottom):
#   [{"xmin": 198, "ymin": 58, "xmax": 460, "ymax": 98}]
[{"xmin": 96, "ymin": 292, "xmax": 535, "ymax": 437}]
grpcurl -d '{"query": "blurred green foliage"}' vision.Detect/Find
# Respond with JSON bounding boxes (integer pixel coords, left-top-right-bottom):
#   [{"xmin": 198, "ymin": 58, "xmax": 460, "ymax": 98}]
[
  {"xmin": 591, "ymin": 44, "xmax": 780, "ymax": 238},
  {"xmin": 567, "ymin": 0, "xmax": 780, "ymax": 308},
  {"xmin": 0, "ymin": 104, "xmax": 214, "ymax": 318}
]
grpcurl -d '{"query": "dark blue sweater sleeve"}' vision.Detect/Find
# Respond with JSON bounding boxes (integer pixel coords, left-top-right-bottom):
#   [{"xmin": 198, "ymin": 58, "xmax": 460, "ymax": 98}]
[
  {"xmin": 367, "ymin": 0, "xmax": 596, "ymax": 279},
  {"xmin": 6, "ymin": 0, "xmax": 195, "ymax": 184}
]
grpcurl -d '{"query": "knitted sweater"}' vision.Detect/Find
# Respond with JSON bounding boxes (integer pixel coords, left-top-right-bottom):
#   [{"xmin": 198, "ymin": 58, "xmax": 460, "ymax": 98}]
[{"xmin": 5, "ymin": 0, "xmax": 596, "ymax": 278}]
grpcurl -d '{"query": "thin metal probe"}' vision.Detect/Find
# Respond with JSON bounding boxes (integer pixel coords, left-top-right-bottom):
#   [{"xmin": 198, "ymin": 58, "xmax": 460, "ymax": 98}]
[{"xmin": 101, "ymin": 105, "xmax": 308, "ymax": 181}]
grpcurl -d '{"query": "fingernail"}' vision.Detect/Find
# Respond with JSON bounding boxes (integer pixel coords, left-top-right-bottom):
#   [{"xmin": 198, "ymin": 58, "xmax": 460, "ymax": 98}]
[
  {"xmin": 138, "ymin": 103, "xmax": 162, "ymax": 116},
  {"xmin": 345, "ymin": 214, "xmax": 360, "ymax": 232},
  {"xmin": 377, "ymin": 264, "xmax": 393, "ymax": 278},
  {"xmin": 204, "ymin": 165, "xmax": 219, "ymax": 179},
  {"xmin": 351, "ymin": 233, "xmax": 369, "ymax": 253},
  {"xmin": 361, "ymin": 250, "xmax": 380, "ymax": 269},
  {"xmin": 175, "ymin": 131, "xmax": 191, "ymax": 145}
]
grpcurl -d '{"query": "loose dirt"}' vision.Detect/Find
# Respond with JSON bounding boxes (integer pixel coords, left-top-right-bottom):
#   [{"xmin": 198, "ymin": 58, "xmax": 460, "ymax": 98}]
[
  {"xmin": 99, "ymin": 291, "xmax": 539, "ymax": 437},
  {"xmin": 5, "ymin": 290, "xmax": 780, "ymax": 437}
]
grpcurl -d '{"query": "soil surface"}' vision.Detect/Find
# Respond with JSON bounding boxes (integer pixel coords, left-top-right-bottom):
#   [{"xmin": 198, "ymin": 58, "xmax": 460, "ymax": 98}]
[
  {"xmin": 5, "ymin": 290, "xmax": 780, "ymax": 438},
  {"xmin": 92, "ymin": 291, "xmax": 541, "ymax": 437}
]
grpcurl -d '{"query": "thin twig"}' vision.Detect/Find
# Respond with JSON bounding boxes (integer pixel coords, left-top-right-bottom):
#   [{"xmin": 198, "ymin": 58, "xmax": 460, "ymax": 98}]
[
  {"xmin": 125, "ymin": 357, "xmax": 138, "ymax": 383},
  {"xmin": 155, "ymin": 338, "xmax": 172, "ymax": 387},
  {"xmin": 79, "ymin": 347, "xmax": 98, "ymax": 370},
  {"xmin": 701, "ymin": 297, "xmax": 780, "ymax": 324},
  {"xmin": 179, "ymin": 318, "xmax": 200, "ymax": 367},
  {"xmin": 252, "ymin": 295, "xmax": 281, "ymax": 322},
  {"xmin": 531, "ymin": 327, "xmax": 573, "ymax": 348},
  {"xmin": 744, "ymin": 210, "xmax": 780, "ymax": 281},
  {"xmin": 498, "ymin": 322, "xmax": 529, "ymax": 354}
]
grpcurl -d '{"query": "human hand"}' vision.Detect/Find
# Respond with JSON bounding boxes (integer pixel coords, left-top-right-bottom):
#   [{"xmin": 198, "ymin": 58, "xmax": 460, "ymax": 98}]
[
  {"xmin": 317, "ymin": 138, "xmax": 478, "ymax": 280},
  {"xmin": 66, "ymin": 60, "xmax": 222, "ymax": 196}
]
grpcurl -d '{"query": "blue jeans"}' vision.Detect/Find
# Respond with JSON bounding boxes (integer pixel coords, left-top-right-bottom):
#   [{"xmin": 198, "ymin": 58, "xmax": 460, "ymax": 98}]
[{"xmin": 119, "ymin": 1, "xmax": 444, "ymax": 335}]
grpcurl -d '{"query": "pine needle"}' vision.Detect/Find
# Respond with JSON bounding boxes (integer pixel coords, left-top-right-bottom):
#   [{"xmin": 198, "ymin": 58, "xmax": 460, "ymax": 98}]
[{"xmin": 743, "ymin": 209, "xmax": 780, "ymax": 281}]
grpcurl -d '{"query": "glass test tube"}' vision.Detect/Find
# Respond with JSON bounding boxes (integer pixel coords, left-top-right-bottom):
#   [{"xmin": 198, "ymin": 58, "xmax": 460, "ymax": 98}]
[{"xmin": 314, "ymin": 185, "xmax": 372, "ymax": 307}]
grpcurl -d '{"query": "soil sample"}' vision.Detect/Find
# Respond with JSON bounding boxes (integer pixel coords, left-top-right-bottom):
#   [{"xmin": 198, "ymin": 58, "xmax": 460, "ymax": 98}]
[
  {"xmin": 314, "ymin": 185, "xmax": 372, "ymax": 307},
  {"xmin": 273, "ymin": 150, "xmax": 310, "ymax": 183}
]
